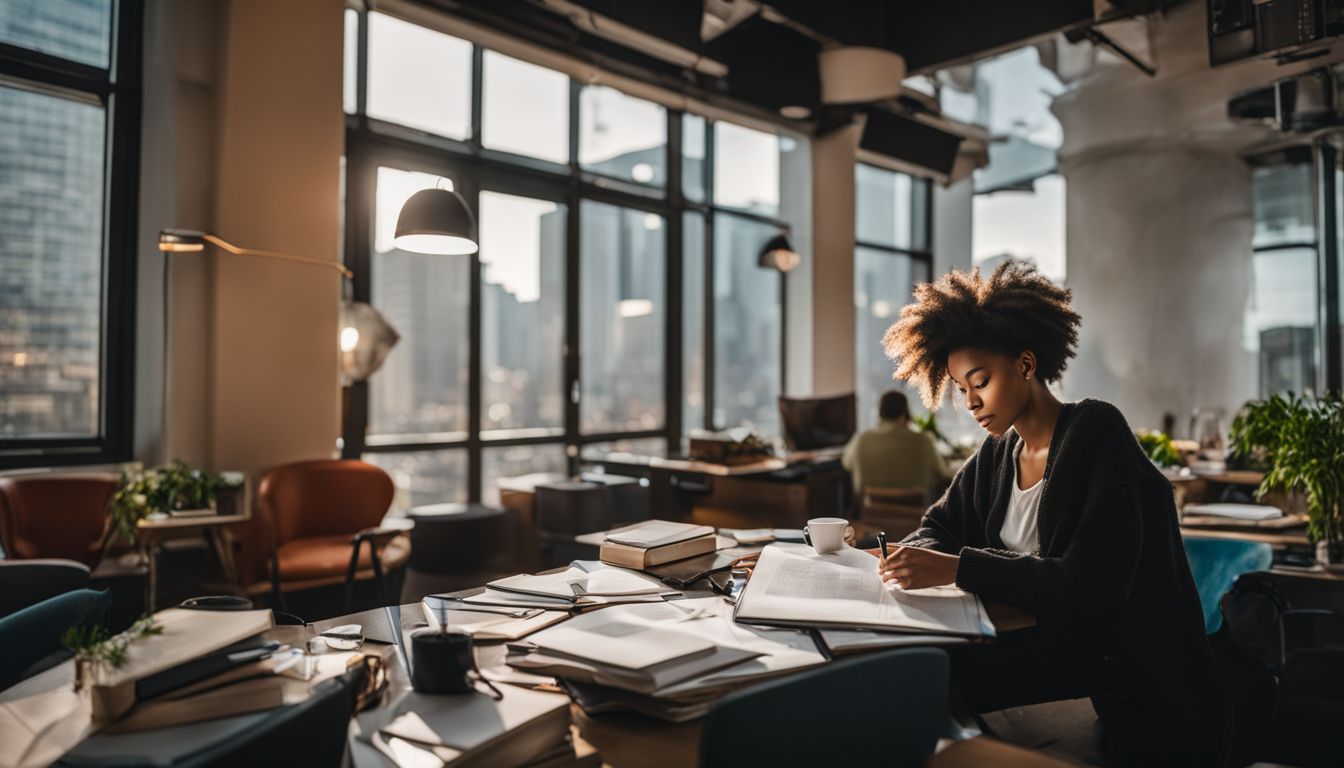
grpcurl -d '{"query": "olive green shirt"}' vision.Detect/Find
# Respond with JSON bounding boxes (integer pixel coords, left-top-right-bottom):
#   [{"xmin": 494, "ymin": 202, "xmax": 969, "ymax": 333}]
[{"xmin": 841, "ymin": 420, "xmax": 951, "ymax": 495}]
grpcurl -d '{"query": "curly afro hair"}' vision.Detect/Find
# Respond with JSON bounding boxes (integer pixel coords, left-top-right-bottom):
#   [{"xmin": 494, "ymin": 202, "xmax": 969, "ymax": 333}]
[{"xmin": 882, "ymin": 261, "xmax": 1080, "ymax": 408}]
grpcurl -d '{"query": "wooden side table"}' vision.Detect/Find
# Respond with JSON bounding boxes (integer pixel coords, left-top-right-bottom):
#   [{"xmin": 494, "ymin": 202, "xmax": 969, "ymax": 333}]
[{"xmin": 135, "ymin": 512, "xmax": 250, "ymax": 611}]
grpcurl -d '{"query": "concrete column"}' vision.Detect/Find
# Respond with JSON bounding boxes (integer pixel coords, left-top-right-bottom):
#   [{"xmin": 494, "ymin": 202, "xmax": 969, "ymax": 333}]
[{"xmin": 789, "ymin": 122, "xmax": 862, "ymax": 397}]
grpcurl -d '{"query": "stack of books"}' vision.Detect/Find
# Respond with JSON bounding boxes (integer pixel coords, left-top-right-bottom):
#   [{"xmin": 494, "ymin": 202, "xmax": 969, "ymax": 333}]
[
  {"xmin": 84, "ymin": 608, "xmax": 356, "ymax": 733},
  {"xmin": 598, "ymin": 520, "xmax": 717, "ymax": 569},
  {"xmin": 506, "ymin": 598, "xmax": 826, "ymax": 721}
]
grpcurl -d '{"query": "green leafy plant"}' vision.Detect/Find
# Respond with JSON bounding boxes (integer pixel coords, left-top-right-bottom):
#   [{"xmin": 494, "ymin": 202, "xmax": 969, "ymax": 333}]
[
  {"xmin": 107, "ymin": 460, "xmax": 225, "ymax": 541},
  {"xmin": 63, "ymin": 616, "xmax": 162, "ymax": 689},
  {"xmin": 1136, "ymin": 429, "xmax": 1182, "ymax": 468},
  {"xmin": 1230, "ymin": 393, "xmax": 1344, "ymax": 544},
  {"xmin": 912, "ymin": 411, "xmax": 947, "ymax": 446}
]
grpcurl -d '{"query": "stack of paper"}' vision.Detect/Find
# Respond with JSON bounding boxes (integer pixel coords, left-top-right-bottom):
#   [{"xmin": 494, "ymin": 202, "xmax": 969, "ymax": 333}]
[
  {"xmin": 478, "ymin": 561, "xmax": 681, "ymax": 609},
  {"xmin": 734, "ymin": 544, "xmax": 995, "ymax": 638},
  {"xmin": 507, "ymin": 598, "xmax": 826, "ymax": 720}
]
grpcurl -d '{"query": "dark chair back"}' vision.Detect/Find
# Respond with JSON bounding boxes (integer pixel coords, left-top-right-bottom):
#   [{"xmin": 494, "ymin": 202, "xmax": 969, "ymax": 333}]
[
  {"xmin": 0, "ymin": 559, "xmax": 91, "ymax": 618},
  {"xmin": 58, "ymin": 674, "xmax": 354, "ymax": 767},
  {"xmin": 700, "ymin": 648, "xmax": 949, "ymax": 768},
  {"xmin": 778, "ymin": 393, "xmax": 856, "ymax": 450},
  {"xmin": 0, "ymin": 588, "xmax": 111, "ymax": 690},
  {"xmin": 1183, "ymin": 536, "xmax": 1273, "ymax": 634},
  {"xmin": 177, "ymin": 676, "xmax": 353, "ymax": 767}
]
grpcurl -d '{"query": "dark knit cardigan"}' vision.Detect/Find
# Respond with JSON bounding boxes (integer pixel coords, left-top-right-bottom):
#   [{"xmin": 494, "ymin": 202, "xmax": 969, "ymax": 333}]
[{"xmin": 903, "ymin": 399, "xmax": 1229, "ymax": 765}]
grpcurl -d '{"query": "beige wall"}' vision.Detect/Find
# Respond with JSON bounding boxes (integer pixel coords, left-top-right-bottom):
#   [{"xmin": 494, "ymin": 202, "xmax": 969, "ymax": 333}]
[
  {"xmin": 210, "ymin": 0, "xmax": 344, "ymax": 476},
  {"xmin": 137, "ymin": 0, "xmax": 345, "ymax": 479}
]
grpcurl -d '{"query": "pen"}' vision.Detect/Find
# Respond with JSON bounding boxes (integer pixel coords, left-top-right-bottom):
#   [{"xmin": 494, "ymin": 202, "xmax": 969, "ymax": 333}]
[{"xmin": 877, "ymin": 531, "xmax": 888, "ymax": 564}]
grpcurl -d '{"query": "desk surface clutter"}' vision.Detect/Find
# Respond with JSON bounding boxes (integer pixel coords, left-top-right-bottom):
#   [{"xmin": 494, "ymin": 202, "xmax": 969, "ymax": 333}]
[{"xmin": 0, "ymin": 521, "xmax": 1031, "ymax": 768}]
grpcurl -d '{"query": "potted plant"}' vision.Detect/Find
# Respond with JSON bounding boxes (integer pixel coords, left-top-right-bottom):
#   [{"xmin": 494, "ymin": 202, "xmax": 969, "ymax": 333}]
[
  {"xmin": 1230, "ymin": 393, "xmax": 1344, "ymax": 570},
  {"xmin": 107, "ymin": 460, "xmax": 226, "ymax": 542}
]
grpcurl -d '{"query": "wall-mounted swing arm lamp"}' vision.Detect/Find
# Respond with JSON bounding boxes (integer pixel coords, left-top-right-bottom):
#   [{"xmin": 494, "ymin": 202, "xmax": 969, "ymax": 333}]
[
  {"xmin": 157, "ymin": 184, "xmax": 479, "ymax": 384},
  {"xmin": 156, "ymin": 229, "xmax": 396, "ymax": 383}
]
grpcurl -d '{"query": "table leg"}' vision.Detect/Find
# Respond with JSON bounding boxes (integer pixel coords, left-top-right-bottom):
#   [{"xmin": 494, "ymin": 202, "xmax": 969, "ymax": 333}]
[
  {"xmin": 140, "ymin": 534, "xmax": 158, "ymax": 613},
  {"xmin": 209, "ymin": 526, "xmax": 242, "ymax": 593}
]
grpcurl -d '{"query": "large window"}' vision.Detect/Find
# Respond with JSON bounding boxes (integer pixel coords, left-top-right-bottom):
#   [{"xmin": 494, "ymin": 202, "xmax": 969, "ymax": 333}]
[
  {"xmin": 854, "ymin": 164, "xmax": 933, "ymax": 430},
  {"xmin": 0, "ymin": 0, "xmax": 139, "ymax": 467},
  {"xmin": 1248, "ymin": 157, "xmax": 1321, "ymax": 397},
  {"xmin": 343, "ymin": 8, "xmax": 804, "ymax": 507}
]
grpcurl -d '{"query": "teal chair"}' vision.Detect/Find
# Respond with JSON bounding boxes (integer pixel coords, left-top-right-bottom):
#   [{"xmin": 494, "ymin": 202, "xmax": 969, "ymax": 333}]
[
  {"xmin": 700, "ymin": 648, "xmax": 949, "ymax": 768},
  {"xmin": 0, "ymin": 588, "xmax": 110, "ymax": 690},
  {"xmin": 1182, "ymin": 536, "xmax": 1274, "ymax": 634}
]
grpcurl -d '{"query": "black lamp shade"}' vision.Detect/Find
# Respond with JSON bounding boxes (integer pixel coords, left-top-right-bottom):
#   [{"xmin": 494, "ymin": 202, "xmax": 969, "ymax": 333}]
[
  {"xmin": 394, "ymin": 188, "xmax": 479, "ymax": 255},
  {"xmin": 758, "ymin": 234, "xmax": 801, "ymax": 272}
]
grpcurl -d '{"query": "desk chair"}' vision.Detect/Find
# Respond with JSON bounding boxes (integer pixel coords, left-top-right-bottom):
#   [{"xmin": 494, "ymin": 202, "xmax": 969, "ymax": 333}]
[
  {"xmin": 0, "ymin": 588, "xmax": 110, "ymax": 691},
  {"xmin": 57, "ymin": 674, "xmax": 354, "ymax": 767},
  {"xmin": 0, "ymin": 559, "xmax": 91, "ymax": 618},
  {"xmin": 257, "ymin": 460, "xmax": 409, "ymax": 612},
  {"xmin": 700, "ymin": 648, "xmax": 949, "ymax": 768},
  {"xmin": 0, "ymin": 475, "xmax": 118, "ymax": 567},
  {"xmin": 1182, "ymin": 536, "xmax": 1273, "ymax": 633},
  {"xmin": 858, "ymin": 485, "xmax": 928, "ymax": 539}
]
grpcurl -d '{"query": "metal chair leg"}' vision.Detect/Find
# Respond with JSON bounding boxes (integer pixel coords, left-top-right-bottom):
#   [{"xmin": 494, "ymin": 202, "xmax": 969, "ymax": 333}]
[
  {"xmin": 370, "ymin": 546, "xmax": 386, "ymax": 606},
  {"xmin": 270, "ymin": 552, "xmax": 286, "ymax": 612},
  {"xmin": 343, "ymin": 538, "xmax": 364, "ymax": 613}
]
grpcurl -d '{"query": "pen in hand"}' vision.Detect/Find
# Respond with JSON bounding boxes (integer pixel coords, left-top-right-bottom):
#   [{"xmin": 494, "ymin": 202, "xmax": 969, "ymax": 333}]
[{"xmin": 876, "ymin": 531, "xmax": 888, "ymax": 578}]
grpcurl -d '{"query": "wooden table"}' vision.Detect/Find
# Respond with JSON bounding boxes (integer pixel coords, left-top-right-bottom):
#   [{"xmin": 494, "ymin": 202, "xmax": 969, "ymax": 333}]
[
  {"xmin": 135, "ymin": 512, "xmax": 249, "ymax": 611},
  {"xmin": 312, "ymin": 595, "xmax": 1034, "ymax": 768}
]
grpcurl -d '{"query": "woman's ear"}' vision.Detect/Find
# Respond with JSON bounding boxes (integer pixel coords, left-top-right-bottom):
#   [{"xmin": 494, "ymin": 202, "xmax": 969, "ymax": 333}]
[{"xmin": 1017, "ymin": 351, "xmax": 1036, "ymax": 380}]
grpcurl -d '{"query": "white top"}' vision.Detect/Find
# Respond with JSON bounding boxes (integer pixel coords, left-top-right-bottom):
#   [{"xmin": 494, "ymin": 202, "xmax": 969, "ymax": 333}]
[{"xmin": 1000, "ymin": 439, "xmax": 1042, "ymax": 554}]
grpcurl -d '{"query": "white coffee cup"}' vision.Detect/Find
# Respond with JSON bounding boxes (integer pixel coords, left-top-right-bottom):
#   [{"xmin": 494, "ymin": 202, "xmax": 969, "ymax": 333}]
[{"xmin": 804, "ymin": 517, "xmax": 850, "ymax": 554}]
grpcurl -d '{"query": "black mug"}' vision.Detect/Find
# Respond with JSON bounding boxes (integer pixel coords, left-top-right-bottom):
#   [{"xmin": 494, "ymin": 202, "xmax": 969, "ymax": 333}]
[{"xmin": 410, "ymin": 628, "xmax": 475, "ymax": 695}]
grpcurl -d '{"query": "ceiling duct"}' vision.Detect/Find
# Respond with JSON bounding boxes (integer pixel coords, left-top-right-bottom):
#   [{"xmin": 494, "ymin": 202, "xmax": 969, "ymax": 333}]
[
  {"xmin": 540, "ymin": 0, "xmax": 728, "ymax": 77},
  {"xmin": 818, "ymin": 46, "xmax": 907, "ymax": 104}
]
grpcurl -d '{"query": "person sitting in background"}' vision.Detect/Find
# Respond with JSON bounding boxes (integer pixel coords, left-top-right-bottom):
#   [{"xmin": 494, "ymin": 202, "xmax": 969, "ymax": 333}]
[{"xmin": 841, "ymin": 390, "xmax": 950, "ymax": 499}]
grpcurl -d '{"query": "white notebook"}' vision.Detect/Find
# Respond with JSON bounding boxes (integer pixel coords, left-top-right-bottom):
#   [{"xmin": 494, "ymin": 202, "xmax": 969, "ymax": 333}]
[
  {"xmin": 734, "ymin": 544, "xmax": 994, "ymax": 638},
  {"xmin": 526, "ymin": 612, "xmax": 715, "ymax": 671}
]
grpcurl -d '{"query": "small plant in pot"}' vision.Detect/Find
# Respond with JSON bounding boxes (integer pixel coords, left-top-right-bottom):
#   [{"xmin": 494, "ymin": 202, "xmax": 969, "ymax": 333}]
[
  {"xmin": 107, "ymin": 460, "xmax": 225, "ymax": 542},
  {"xmin": 1230, "ymin": 393, "xmax": 1344, "ymax": 570}
]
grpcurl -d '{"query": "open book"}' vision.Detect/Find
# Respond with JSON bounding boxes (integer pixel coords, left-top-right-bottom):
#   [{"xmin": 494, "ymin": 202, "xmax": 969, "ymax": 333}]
[
  {"xmin": 485, "ymin": 562, "xmax": 679, "ymax": 606},
  {"xmin": 733, "ymin": 544, "xmax": 995, "ymax": 638}
]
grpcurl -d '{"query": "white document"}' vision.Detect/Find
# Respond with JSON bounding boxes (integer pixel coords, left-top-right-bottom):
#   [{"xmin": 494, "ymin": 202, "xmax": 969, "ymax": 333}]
[
  {"xmin": 604, "ymin": 520, "xmax": 715, "ymax": 548},
  {"xmin": 1184, "ymin": 503, "xmax": 1283, "ymax": 521},
  {"xmin": 526, "ymin": 610, "xmax": 715, "ymax": 671},
  {"xmin": 734, "ymin": 544, "xmax": 994, "ymax": 637},
  {"xmin": 488, "ymin": 562, "xmax": 675, "ymax": 602}
]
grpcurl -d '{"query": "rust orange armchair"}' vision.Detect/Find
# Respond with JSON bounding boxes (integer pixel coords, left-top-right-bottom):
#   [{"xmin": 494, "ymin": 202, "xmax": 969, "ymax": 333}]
[
  {"xmin": 0, "ymin": 475, "xmax": 118, "ymax": 566},
  {"xmin": 257, "ymin": 460, "xmax": 409, "ymax": 611}
]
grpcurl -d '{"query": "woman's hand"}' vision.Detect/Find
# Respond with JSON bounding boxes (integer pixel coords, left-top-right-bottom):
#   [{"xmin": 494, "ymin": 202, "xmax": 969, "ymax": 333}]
[{"xmin": 873, "ymin": 546, "xmax": 959, "ymax": 590}]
